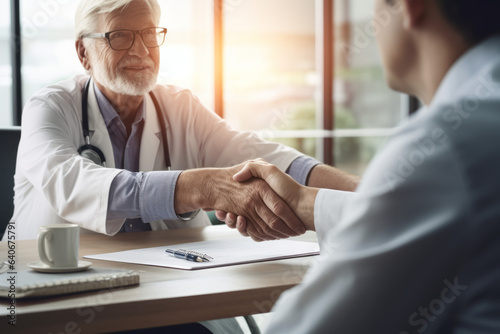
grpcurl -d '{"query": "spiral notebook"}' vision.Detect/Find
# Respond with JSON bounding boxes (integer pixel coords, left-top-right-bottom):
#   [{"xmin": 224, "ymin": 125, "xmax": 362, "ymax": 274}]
[{"xmin": 0, "ymin": 268, "xmax": 140, "ymax": 299}]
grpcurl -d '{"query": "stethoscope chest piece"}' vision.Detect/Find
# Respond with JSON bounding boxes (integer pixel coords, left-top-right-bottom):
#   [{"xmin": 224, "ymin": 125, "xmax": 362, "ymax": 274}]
[{"xmin": 78, "ymin": 143, "xmax": 106, "ymax": 167}]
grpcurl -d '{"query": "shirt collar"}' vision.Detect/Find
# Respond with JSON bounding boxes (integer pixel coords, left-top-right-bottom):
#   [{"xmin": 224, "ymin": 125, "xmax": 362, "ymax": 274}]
[
  {"xmin": 430, "ymin": 35, "xmax": 500, "ymax": 108},
  {"xmin": 93, "ymin": 82, "xmax": 146, "ymax": 127}
]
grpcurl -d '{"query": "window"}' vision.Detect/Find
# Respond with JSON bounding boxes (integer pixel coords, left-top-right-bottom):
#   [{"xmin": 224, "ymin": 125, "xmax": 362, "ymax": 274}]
[
  {"xmin": 223, "ymin": 0, "xmax": 317, "ymax": 134},
  {"xmin": 223, "ymin": 0, "xmax": 407, "ymax": 175},
  {"xmin": 4, "ymin": 0, "xmax": 411, "ymax": 176},
  {"xmin": 158, "ymin": 0, "xmax": 214, "ymax": 109},
  {"xmin": 333, "ymin": 0, "xmax": 406, "ymax": 175},
  {"xmin": 0, "ymin": 1, "xmax": 11, "ymax": 126},
  {"xmin": 21, "ymin": 1, "xmax": 81, "ymax": 106}
]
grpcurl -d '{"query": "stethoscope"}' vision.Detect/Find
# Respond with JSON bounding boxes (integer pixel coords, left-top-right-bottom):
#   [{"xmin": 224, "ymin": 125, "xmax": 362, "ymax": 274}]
[{"xmin": 78, "ymin": 78, "xmax": 171, "ymax": 169}]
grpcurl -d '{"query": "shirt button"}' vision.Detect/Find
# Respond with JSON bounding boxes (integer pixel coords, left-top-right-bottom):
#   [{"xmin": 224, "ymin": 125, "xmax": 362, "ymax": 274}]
[{"xmin": 129, "ymin": 224, "xmax": 133, "ymax": 228}]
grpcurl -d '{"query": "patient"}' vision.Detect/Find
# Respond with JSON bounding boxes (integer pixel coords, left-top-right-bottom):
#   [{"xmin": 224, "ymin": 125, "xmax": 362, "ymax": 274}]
[{"xmin": 219, "ymin": 0, "xmax": 500, "ymax": 332}]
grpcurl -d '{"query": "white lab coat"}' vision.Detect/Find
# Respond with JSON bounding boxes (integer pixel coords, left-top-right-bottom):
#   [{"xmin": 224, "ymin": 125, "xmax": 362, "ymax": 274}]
[{"xmin": 11, "ymin": 74, "xmax": 302, "ymax": 240}]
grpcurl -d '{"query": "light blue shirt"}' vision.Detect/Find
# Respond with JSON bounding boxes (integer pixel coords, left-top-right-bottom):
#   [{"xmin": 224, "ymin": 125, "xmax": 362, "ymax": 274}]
[
  {"xmin": 266, "ymin": 37, "xmax": 500, "ymax": 333},
  {"xmin": 95, "ymin": 86, "xmax": 320, "ymax": 228}
]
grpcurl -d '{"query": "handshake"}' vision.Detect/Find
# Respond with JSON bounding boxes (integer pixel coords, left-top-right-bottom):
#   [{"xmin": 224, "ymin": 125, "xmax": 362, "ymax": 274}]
[{"xmin": 175, "ymin": 159, "xmax": 321, "ymax": 242}]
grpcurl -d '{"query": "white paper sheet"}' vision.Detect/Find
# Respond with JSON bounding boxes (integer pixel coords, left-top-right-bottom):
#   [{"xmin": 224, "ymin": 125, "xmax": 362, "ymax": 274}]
[{"xmin": 84, "ymin": 238, "xmax": 320, "ymax": 270}]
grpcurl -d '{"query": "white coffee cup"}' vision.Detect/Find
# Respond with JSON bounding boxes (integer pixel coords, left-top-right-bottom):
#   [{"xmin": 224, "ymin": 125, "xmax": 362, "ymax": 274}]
[{"xmin": 37, "ymin": 224, "xmax": 80, "ymax": 268}]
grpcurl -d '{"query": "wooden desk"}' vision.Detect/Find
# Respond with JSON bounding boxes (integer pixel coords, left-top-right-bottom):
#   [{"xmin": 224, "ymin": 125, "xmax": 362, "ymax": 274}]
[{"xmin": 0, "ymin": 225, "xmax": 318, "ymax": 333}]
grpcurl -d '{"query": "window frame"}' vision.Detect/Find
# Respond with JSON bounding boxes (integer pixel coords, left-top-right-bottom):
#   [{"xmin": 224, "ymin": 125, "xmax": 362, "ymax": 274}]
[{"xmin": 11, "ymin": 0, "xmax": 22, "ymax": 126}]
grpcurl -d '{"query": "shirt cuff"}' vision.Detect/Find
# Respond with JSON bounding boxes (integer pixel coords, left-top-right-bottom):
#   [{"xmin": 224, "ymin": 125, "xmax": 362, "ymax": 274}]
[
  {"xmin": 314, "ymin": 189, "xmax": 356, "ymax": 248},
  {"xmin": 286, "ymin": 156, "xmax": 321, "ymax": 185},
  {"xmin": 139, "ymin": 171, "xmax": 182, "ymax": 222}
]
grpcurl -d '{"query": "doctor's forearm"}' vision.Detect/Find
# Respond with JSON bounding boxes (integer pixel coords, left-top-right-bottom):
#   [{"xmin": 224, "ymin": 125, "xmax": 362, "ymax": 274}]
[{"xmin": 173, "ymin": 169, "xmax": 211, "ymax": 214}]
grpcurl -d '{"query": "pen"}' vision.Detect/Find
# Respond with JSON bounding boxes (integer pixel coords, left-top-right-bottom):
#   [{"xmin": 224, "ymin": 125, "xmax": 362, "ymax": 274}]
[{"xmin": 165, "ymin": 249, "xmax": 213, "ymax": 262}]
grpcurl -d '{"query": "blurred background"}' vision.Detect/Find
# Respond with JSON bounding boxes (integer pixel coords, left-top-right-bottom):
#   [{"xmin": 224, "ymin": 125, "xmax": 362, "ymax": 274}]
[{"xmin": 0, "ymin": 0, "xmax": 412, "ymax": 176}]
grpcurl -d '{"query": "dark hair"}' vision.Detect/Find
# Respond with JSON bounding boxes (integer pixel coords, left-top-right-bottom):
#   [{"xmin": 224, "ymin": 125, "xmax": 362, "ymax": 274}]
[
  {"xmin": 386, "ymin": 0, "xmax": 500, "ymax": 45},
  {"xmin": 436, "ymin": 0, "xmax": 500, "ymax": 44}
]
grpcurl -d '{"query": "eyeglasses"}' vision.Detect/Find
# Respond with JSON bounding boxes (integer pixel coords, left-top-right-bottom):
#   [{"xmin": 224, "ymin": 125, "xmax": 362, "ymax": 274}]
[{"xmin": 81, "ymin": 27, "xmax": 167, "ymax": 51}]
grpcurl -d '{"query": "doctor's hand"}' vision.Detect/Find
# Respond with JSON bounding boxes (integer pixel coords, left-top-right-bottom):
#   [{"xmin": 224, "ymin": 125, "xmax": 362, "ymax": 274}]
[
  {"xmin": 216, "ymin": 159, "xmax": 318, "ymax": 237},
  {"xmin": 174, "ymin": 163, "xmax": 306, "ymax": 241}
]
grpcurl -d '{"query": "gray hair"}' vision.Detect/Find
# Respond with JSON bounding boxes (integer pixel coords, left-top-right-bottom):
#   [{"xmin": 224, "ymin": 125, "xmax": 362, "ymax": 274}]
[{"xmin": 75, "ymin": 0, "xmax": 161, "ymax": 39}]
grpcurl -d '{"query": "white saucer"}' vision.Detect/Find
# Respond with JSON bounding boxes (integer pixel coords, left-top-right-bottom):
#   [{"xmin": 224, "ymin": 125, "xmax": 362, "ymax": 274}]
[{"xmin": 28, "ymin": 260, "xmax": 92, "ymax": 273}]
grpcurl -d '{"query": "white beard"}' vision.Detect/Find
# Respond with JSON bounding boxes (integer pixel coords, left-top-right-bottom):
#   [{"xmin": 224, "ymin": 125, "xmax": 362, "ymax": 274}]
[{"xmin": 91, "ymin": 56, "xmax": 158, "ymax": 96}]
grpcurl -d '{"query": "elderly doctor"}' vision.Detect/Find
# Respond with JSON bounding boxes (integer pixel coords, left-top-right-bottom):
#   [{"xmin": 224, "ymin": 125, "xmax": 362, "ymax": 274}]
[{"xmin": 10, "ymin": 0, "xmax": 358, "ymax": 242}]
